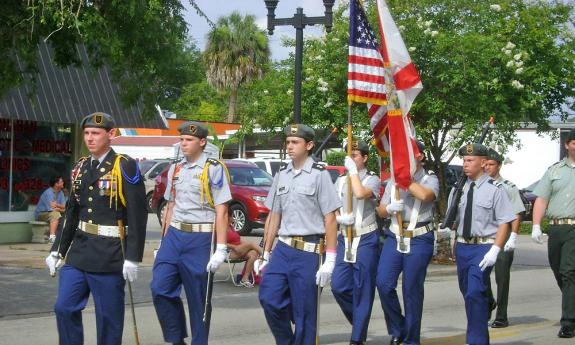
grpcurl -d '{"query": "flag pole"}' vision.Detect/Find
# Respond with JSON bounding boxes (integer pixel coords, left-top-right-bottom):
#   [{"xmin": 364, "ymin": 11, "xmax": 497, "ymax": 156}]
[{"xmin": 345, "ymin": 104, "xmax": 354, "ymax": 262}]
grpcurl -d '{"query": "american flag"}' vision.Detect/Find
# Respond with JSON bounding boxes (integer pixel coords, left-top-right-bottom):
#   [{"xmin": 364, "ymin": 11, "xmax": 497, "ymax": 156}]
[
  {"xmin": 347, "ymin": 0, "xmax": 422, "ymax": 189},
  {"xmin": 347, "ymin": 0, "xmax": 387, "ymax": 107}
]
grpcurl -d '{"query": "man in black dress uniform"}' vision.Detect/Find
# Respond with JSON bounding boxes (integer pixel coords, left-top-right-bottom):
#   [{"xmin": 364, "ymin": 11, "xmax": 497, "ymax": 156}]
[{"xmin": 45, "ymin": 112, "xmax": 147, "ymax": 345}]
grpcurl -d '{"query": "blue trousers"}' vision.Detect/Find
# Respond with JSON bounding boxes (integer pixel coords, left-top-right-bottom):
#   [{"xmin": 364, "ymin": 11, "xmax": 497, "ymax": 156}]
[
  {"xmin": 150, "ymin": 227, "xmax": 212, "ymax": 345},
  {"xmin": 259, "ymin": 241, "xmax": 321, "ymax": 345},
  {"xmin": 54, "ymin": 264, "xmax": 125, "ymax": 345},
  {"xmin": 455, "ymin": 243, "xmax": 493, "ymax": 345},
  {"xmin": 376, "ymin": 230, "xmax": 434, "ymax": 345},
  {"xmin": 331, "ymin": 231, "xmax": 380, "ymax": 342}
]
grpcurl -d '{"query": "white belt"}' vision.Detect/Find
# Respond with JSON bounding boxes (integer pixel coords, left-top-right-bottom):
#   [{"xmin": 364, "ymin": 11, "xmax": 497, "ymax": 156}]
[
  {"xmin": 391, "ymin": 223, "xmax": 433, "ymax": 238},
  {"xmin": 340, "ymin": 222, "xmax": 378, "ymax": 238},
  {"xmin": 170, "ymin": 221, "xmax": 214, "ymax": 233},
  {"xmin": 456, "ymin": 237, "xmax": 495, "ymax": 244},
  {"xmin": 79, "ymin": 221, "xmax": 122, "ymax": 238}
]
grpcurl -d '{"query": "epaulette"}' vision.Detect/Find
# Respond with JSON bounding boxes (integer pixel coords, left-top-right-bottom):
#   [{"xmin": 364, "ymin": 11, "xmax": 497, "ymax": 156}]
[
  {"xmin": 549, "ymin": 160, "xmax": 565, "ymax": 169},
  {"xmin": 75, "ymin": 156, "xmax": 88, "ymax": 167},
  {"xmin": 502, "ymin": 179, "xmax": 516, "ymax": 188},
  {"xmin": 312, "ymin": 163, "xmax": 325, "ymax": 171},
  {"xmin": 279, "ymin": 162, "xmax": 288, "ymax": 171},
  {"xmin": 207, "ymin": 158, "xmax": 222, "ymax": 165},
  {"xmin": 488, "ymin": 179, "xmax": 503, "ymax": 187}
]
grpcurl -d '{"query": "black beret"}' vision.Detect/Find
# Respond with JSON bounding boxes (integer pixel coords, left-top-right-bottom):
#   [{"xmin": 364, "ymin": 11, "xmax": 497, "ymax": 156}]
[
  {"xmin": 487, "ymin": 148, "xmax": 504, "ymax": 163},
  {"xmin": 178, "ymin": 121, "xmax": 208, "ymax": 139},
  {"xmin": 415, "ymin": 140, "xmax": 425, "ymax": 152},
  {"xmin": 345, "ymin": 139, "xmax": 370, "ymax": 155},
  {"xmin": 81, "ymin": 112, "xmax": 115, "ymax": 129},
  {"xmin": 458, "ymin": 143, "xmax": 489, "ymax": 157},
  {"xmin": 284, "ymin": 123, "xmax": 315, "ymax": 141}
]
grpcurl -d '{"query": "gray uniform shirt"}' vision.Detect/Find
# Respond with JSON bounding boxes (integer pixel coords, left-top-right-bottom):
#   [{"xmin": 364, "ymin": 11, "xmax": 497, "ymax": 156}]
[
  {"xmin": 264, "ymin": 157, "xmax": 341, "ymax": 236},
  {"xmin": 533, "ymin": 159, "xmax": 575, "ymax": 219},
  {"xmin": 498, "ymin": 176, "xmax": 526, "ymax": 215},
  {"xmin": 450, "ymin": 173, "xmax": 516, "ymax": 238},
  {"xmin": 337, "ymin": 170, "xmax": 380, "ymax": 227},
  {"xmin": 165, "ymin": 152, "xmax": 232, "ymax": 224},
  {"xmin": 381, "ymin": 168, "xmax": 439, "ymax": 223}
]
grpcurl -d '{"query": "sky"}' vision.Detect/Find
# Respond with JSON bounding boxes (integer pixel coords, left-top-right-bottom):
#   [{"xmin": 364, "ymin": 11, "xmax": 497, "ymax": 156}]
[{"xmin": 182, "ymin": 0, "xmax": 342, "ymax": 61}]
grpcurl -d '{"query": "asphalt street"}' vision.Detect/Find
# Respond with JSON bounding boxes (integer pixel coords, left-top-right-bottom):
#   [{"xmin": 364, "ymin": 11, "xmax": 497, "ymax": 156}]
[{"xmin": 0, "ymin": 215, "xmax": 565, "ymax": 345}]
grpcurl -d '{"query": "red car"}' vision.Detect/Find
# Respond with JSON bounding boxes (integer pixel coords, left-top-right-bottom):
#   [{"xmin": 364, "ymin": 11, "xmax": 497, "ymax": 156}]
[{"xmin": 151, "ymin": 160, "xmax": 272, "ymax": 235}]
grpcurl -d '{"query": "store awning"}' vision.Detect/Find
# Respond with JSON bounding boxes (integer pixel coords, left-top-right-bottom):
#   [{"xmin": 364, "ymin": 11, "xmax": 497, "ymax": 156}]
[{"xmin": 0, "ymin": 43, "xmax": 167, "ymax": 129}]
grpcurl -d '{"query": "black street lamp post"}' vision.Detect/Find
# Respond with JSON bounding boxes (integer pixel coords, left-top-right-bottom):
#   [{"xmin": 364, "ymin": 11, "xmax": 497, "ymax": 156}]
[{"xmin": 264, "ymin": 0, "xmax": 335, "ymax": 124}]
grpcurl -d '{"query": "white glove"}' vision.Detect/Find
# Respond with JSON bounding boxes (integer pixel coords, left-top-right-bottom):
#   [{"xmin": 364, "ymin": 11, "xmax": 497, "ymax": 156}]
[
  {"xmin": 123, "ymin": 260, "xmax": 139, "ymax": 282},
  {"xmin": 532, "ymin": 224, "xmax": 543, "ymax": 244},
  {"xmin": 344, "ymin": 156, "xmax": 358, "ymax": 175},
  {"xmin": 504, "ymin": 232, "xmax": 518, "ymax": 252},
  {"xmin": 336, "ymin": 213, "xmax": 355, "ymax": 226},
  {"xmin": 316, "ymin": 252, "xmax": 337, "ymax": 287},
  {"xmin": 45, "ymin": 251, "xmax": 61, "ymax": 277},
  {"xmin": 153, "ymin": 241, "xmax": 161, "ymax": 259},
  {"xmin": 385, "ymin": 200, "xmax": 404, "ymax": 214},
  {"xmin": 206, "ymin": 244, "xmax": 228, "ymax": 272},
  {"xmin": 254, "ymin": 250, "xmax": 270, "ymax": 275},
  {"xmin": 479, "ymin": 245, "xmax": 501, "ymax": 271}
]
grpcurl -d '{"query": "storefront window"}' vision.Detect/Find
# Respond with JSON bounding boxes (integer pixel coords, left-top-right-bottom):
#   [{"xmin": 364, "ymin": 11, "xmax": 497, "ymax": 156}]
[{"xmin": 0, "ymin": 119, "xmax": 72, "ymax": 212}]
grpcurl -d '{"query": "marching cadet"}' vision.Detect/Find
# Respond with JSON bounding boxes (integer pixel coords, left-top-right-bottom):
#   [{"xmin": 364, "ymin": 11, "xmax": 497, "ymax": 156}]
[
  {"xmin": 531, "ymin": 129, "xmax": 575, "ymax": 338},
  {"xmin": 258, "ymin": 124, "xmax": 340, "ymax": 345},
  {"xmin": 376, "ymin": 140, "xmax": 439, "ymax": 345},
  {"xmin": 331, "ymin": 139, "xmax": 380, "ymax": 345},
  {"xmin": 45, "ymin": 112, "xmax": 147, "ymax": 345},
  {"xmin": 150, "ymin": 121, "xmax": 231, "ymax": 345},
  {"xmin": 450, "ymin": 144, "xmax": 515, "ymax": 345},
  {"xmin": 484, "ymin": 148, "xmax": 525, "ymax": 328}
]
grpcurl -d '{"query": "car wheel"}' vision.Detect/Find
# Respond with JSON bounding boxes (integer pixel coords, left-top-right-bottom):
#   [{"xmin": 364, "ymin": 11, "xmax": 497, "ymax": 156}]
[
  {"xmin": 156, "ymin": 200, "xmax": 167, "ymax": 227},
  {"xmin": 230, "ymin": 204, "xmax": 251, "ymax": 235},
  {"xmin": 146, "ymin": 192, "xmax": 154, "ymax": 213}
]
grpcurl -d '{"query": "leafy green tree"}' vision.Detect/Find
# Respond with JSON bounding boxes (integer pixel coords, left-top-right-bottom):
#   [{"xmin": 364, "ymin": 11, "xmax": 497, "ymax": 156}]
[
  {"xmin": 0, "ymin": 0, "xmax": 194, "ymax": 118},
  {"xmin": 204, "ymin": 12, "xmax": 270, "ymax": 123},
  {"xmin": 374, "ymin": 0, "xmax": 575, "ymax": 211}
]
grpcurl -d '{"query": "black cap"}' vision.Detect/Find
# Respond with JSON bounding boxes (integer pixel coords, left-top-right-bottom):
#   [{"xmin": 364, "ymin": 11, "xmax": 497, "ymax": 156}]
[
  {"xmin": 458, "ymin": 143, "xmax": 489, "ymax": 157},
  {"xmin": 487, "ymin": 148, "xmax": 504, "ymax": 163},
  {"xmin": 567, "ymin": 129, "xmax": 575, "ymax": 142},
  {"xmin": 284, "ymin": 124, "xmax": 315, "ymax": 141},
  {"xmin": 345, "ymin": 139, "xmax": 369, "ymax": 155},
  {"xmin": 81, "ymin": 112, "xmax": 115, "ymax": 129},
  {"xmin": 178, "ymin": 121, "xmax": 208, "ymax": 139}
]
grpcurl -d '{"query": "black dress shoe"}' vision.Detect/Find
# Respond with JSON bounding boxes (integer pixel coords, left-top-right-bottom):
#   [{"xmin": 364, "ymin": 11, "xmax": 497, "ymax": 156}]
[
  {"xmin": 350, "ymin": 341, "xmax": 365, "ymax": 345},
  {"xmin": 389, "ymin": 336, "xmax": 402, "ymax": 345},
  {"xmin": 558, "ymin": 326, "xmax": 575, "ymax": 338},
  {"xmin": 490, "ymin": 319, "xmax": 509, "ymax": 328}
]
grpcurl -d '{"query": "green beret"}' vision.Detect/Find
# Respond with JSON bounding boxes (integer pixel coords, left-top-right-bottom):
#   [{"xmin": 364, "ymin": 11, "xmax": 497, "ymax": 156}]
[
  {"xmin": 487, "ymin": 148, "xmax": 504, "ymax": 163},
  {"xmin": 567, "ymin": 129, "xmax": 575, "ymax": 142},
  {"xmin": 458, "ymin": 143, "xmax": 489, "ymax": 157},
  {"xmin": 81, "ymin": 112, "xmax": 115, "ymax": 129},
  {"xmin": 284, "ymin": 123, "xmax": 315, "ymax": 141},
  {"xmin": 345, "ymin": 139, "xmax": 369, "ymax": 155},
  {"xmin": 178, "ymin": 121, "xmax": 208, "ymax": 139}
]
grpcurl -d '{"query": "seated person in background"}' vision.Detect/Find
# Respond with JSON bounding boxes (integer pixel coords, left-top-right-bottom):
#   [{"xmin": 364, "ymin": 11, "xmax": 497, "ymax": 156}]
[
  {"xmin": 35, "ymin": 176, "xmax": 66, "ymax": 243},
  {"xmin": 227, "ymin": 218, "xmax": 262, "ymax": 288}
]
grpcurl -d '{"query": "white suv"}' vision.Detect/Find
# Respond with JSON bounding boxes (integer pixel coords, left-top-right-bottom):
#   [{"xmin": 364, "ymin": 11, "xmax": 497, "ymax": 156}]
[{"xmin": 233, "ymin": 157, "xmax": 290, "ymax": 177}]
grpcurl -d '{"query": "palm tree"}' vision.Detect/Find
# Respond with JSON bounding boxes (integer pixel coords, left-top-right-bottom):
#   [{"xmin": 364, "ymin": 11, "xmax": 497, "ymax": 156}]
[{"xmin": 204, "ymin": 12, "xmax": 270, "ymax": 123}]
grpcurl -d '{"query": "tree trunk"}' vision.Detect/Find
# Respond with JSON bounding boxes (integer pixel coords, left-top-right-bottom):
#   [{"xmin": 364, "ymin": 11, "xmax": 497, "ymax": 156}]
[{"xmin": 227, "ymin": 88, "xmax": 238, "ymax": 123}]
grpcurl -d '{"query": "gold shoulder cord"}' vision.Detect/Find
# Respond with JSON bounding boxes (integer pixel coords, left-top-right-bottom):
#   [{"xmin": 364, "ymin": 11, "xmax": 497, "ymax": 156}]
[
  {"xmin": 200, "ymin": 160, "xmax": 230, "ymax": 208},
  {"xmin": 110, "ymin": 155, "xmax": 128, "ymax": 209}
]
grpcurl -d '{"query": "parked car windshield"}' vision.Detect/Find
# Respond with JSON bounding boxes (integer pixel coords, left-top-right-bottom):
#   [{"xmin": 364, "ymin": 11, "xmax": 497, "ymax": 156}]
[
  {"xmin": 138, "ymin": 160, "xmax": 158, "ymax": 175},
  {"xmin": 228, "ymin": 167, "xmax": 273, "ymax": 186}
]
